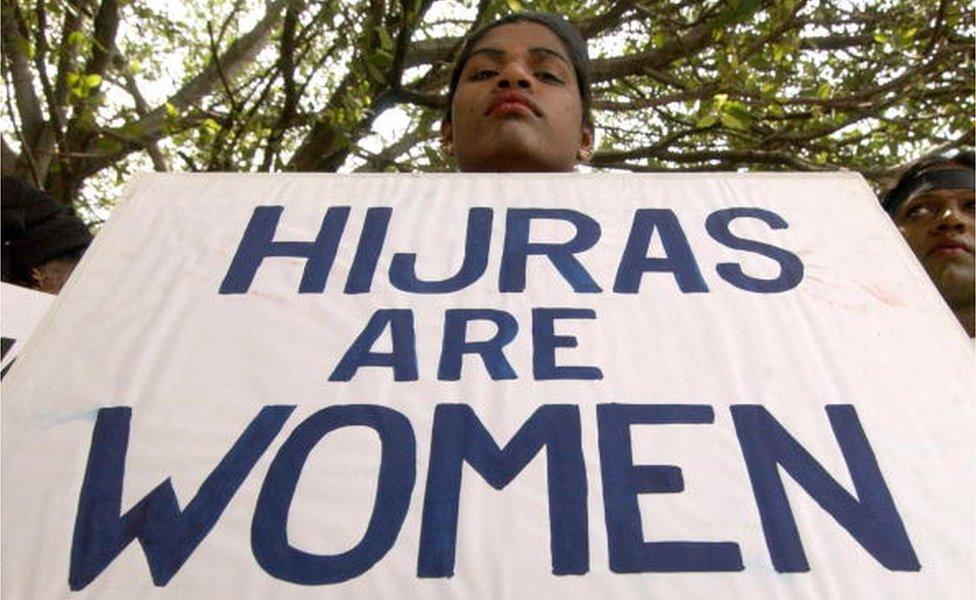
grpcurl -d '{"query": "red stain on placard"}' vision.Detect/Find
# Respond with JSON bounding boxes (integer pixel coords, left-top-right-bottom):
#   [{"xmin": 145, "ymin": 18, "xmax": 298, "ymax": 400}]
[{"xmin": 858, "ymin": 282, "xmax": 903, "ymax": 308}]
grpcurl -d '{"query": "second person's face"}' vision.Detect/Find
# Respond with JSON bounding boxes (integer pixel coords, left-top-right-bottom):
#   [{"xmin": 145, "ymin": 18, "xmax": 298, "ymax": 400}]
[
  {"xmin": 894, "ymin": 175, "xmax": 975, "ymax": 305},
  {"xmin": 443, "ymin": 22, "xmax": 592, "ymax": 172}
]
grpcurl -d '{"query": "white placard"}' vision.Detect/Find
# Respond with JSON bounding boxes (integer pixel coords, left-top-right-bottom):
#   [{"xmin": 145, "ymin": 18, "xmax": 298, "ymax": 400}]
[
  {"xmin": 1, "ymin": 281, "xmax": 54, "ymax": 378},
  {"xmin": 2, "ymin": 173, "xmax": 973, "ymax": 599}
]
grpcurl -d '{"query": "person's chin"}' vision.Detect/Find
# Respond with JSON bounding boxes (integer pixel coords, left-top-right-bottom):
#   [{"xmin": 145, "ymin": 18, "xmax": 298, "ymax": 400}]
[
  {"xmin": 471, "ymin": 136, "xmax": 552, "ymax": 172},
  {"xmin": 929, "ymin": 260, "xmax": 976, "ymax": 302},
  {"xmin": 490, "ymin": 121, "xmax": 540, "ymax": 149},
  {"xmin": 926, "ymin": 252, "xmax": 974, "ymax": 274}
]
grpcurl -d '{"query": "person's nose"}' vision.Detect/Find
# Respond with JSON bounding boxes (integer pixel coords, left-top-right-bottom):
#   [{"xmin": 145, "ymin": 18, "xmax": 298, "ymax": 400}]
[
  {"xmin": 934, "ymin": 205, "xmax": 966, "ymax": 233},
  {"xmin": 496, "ymin": 60, "xmax": 531, "ymax": 90}
]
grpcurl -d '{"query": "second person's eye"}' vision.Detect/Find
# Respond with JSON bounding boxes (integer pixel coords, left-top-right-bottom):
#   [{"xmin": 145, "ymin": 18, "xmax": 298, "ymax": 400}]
[{"xmin": 905, "ymin": 205, "xmax": 933, "ymax": 220}]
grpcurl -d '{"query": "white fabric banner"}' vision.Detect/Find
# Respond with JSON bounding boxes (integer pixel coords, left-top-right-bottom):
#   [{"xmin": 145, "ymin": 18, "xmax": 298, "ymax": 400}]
[
  {"xmin": 1, "ymin": 282, "xmax": 54, "ymax": 379},
  {"xmin": 2, "ymin": 173, "xmax": 973, "ymax": 599}
]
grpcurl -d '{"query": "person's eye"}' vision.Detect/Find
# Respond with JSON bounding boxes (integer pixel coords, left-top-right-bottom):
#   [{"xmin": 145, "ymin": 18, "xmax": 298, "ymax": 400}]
[
  {"xmin": 537, "ymin": 71, "xmax": 564, "ymax": 84},
  {"xmin": 469, "ymin": 69, "xmax": 497, "ymax": 81},
  {"xmin": 905, "ymin": 205, "xmax": 932, "ymax": 220}
]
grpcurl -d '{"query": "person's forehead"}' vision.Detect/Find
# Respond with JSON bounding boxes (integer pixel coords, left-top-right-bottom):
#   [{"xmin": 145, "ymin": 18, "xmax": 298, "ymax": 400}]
[
  {"xmin": 896, "ymin": 187, "xmax": 974, "ymax": 221},
  {"xmin": 895, "ymin": 167, "xmax": 973, "ymax": 203},
  {"xmin": 909, "ymin": 187, "xmax": 975, "ymax": 204},
  {"xmin": 470, "ymin": 21, "xmax": 571, "ymax": 61}
]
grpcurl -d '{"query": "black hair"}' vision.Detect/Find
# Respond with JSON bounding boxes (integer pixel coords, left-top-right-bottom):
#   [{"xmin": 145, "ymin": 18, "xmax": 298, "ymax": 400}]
[
  {"xmin": 882, "ymin": 149, "xmax": 975, "ymax": 214},
  {"xmin": 1, "ymin": 176, "xmax": 92, "ymax": 288},
  {"xmin": 443, "ymin": 12, "xmax": 593, "ymax": 128}
]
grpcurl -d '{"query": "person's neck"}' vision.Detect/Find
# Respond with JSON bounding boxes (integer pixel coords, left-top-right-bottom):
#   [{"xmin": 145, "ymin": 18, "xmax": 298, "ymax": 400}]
[{"xmin": 951, "ymin": 302, "xmax": 975, "ymax": 338}]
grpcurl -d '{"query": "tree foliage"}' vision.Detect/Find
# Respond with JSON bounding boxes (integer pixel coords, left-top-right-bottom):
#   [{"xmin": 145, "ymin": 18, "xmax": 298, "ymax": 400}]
[{"xmin": 2, "ymin": 0, "xmax": 973, "ymax": 222}]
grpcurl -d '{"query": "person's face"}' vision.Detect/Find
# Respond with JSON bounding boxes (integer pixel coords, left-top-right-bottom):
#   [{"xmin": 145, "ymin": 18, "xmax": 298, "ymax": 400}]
[
  {"xmin": 893, "ymin": 172, "xmax": 975, "ymax": 306},
  {"xmin": 442, "ymin": 22, "xmax": 593, "ymax": 172}
]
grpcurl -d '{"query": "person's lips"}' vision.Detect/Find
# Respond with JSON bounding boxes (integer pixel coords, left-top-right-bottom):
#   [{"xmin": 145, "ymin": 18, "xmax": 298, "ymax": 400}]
[
  {"xmin": 487, "ymin": 92, "xmax": 540, "ymax": 117},
  {"xmin": 927, "ymin": 237, "xmax": 975, "ymax": 258}
]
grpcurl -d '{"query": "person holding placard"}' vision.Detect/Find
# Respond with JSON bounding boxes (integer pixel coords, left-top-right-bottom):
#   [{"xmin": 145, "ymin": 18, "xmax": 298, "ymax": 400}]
[{"xmin": 883, "ymin": 152, "xmax": 975, "ymax": 337}]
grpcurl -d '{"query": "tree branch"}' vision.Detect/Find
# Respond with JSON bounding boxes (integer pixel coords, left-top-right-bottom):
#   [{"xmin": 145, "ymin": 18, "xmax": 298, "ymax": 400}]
[
  {"xmin": 207, "ymin": 19, "xmax": 240, "ymax": 113},
  {"xmin": 592, "ymin": 147, "xmax": 826, "ymax": 171},
  {"xmin": 2, "ymin": 133, "xmax": 20, "ymax": 174},
  {"xmin": 83, "ymin": 0, "xmax": 119, "ymax": 80},
  {"xmin": 1, "ymin": 0, "xmax": 44, "ymax": 145},
  {"xmin": 110, "ymin": 52, "xmax": 167, "ymax": 170},
  {"xmin": 862, "ymin": 129, "xmax": 976, "ymax": 185},
  {"xmin": 78, "ymin": 0, "xmax": 300, "ymax": 178},
  {"xmin": 1, "ymin": 63, "xmax": 39, "ymax": 184},
  {"xmin": 53, "ymin": 6, "xmax": 82, "ymax": 113},
  {"xmin": 261, "ymin": 0, "xmax": 303, "ymax": 171},
  {"xmin": 404, "ymin": 2, "xmax": 761, "ymax": 84},
  {"xmin": 576, "ymin": 1, "xmax": 636, "ymax": 38},
  {"xmin": 287, "ymin": 0, "xmax": 434, "ymax": 171}
]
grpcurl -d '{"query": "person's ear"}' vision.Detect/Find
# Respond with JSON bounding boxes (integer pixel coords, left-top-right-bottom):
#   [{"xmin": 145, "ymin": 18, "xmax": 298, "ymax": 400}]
[
  {"xmin": 577, "ymin": 125, "xmax": 594, "ymax": 162},
  {"xmin": 440, "ymin": 120, "xmax": 454, "ymax": 157}
]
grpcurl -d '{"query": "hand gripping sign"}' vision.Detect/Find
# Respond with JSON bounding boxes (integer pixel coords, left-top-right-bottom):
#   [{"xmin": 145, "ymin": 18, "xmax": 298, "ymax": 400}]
[{"xmin": 2, "ymin": 173, "xmax": 973, "ymax": 599}]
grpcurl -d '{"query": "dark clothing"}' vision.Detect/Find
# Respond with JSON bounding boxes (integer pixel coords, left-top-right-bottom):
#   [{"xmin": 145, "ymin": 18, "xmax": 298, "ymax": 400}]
[{"xmin": 1, "ymin": 176, "xmax": 92, "ymax": 285}]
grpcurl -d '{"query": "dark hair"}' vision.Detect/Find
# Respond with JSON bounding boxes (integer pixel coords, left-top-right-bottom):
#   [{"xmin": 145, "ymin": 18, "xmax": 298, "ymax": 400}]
[
  {"xmin": 443, "ymin": 12, "xmax": 593, "ymax": 128},
  {"xmin": 1, "ymin": 176, "xmax": 92, "ymax": 287},
  {"xmin": 882, "ymin": 149, "xmax": 975, "ymax": 214}
]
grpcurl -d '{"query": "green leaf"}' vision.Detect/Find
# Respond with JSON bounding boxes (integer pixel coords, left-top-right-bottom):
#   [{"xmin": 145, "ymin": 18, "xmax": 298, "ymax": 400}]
[
  {"xmin": 873, "ymin": 33, "xmax": 888, "ymax": 44},
  {"xmin": 652, "ymin": 31, "xmax": 666, "ymax": 48},
  {"xmin": 505, "ymin": 0, "xmax": 524, "ymax": 11},
  {"xmin": 332, "ymin": 132, "xmax": 350, "ymax": 151},
  {"xmin": 376, "ymin": 27, "xmax": 394, "ymax": 51},
  {"xmin": 720, "ymin": 112, "xmax": 748, "ymax": 130},
  {"xmin": 369, "ymin": 49, "xmax": 393, "ymax": 69},
  {"xmin": 726, "ymin": 102, "xmax": 753, "ymax": 124},
  {"xmin": 894, "ymin": 27, "xmax": 917, "ymax": 47},
  {"xmin": 817, "ymin": 83, "xmax": 831, "ymax": 99},
  {"xmin": 67, "ymin": 31, "xmax": 86, "ymax": 46},
  {"xmin": 16, "ymin": 37, "xmax": 35, "ymax": 60},
  {"xmin": 119, "ymin": 122, "xmax": 145, "ymax": 138},
  {"xmin": 85, "ymin": 74, "xmax": 103, "ymax": 87},
  {"xmin": 94, "ymin": 137, "xmax": 124, "ymax": 153},
  {"xmin": 696, "ymin": 113, "xmax": 719, "ymax": 128},
  {"xmin": 165, "ymin": 102, "xmax": 179, "ymax": 118},
  {"xmin": 366, "ymin": 62, "xmax": 385, "ymax": 83},
  {"xmin": 719, "ymin": 0, "xmax": 760, "ymax": 26}
]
